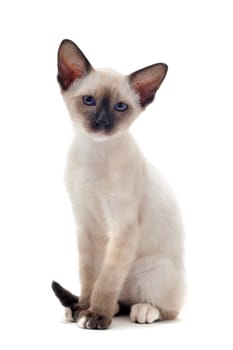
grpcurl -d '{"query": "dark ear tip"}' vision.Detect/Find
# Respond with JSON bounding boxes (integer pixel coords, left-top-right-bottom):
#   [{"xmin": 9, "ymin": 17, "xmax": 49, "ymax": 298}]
[
  {"xmin": 58, "ymin": 39, "xmax": 76, "ymax": 53},
  {"xmin": 60, "ymin": 38, "xmax": 73, "ymax": 44},
  {"xmin": 156, "ymin": 63, "xmax": 168, "ymax": 80},
  {"xmin": 159, "ymin": 63, "xmax": 168, "ymax": 73}
]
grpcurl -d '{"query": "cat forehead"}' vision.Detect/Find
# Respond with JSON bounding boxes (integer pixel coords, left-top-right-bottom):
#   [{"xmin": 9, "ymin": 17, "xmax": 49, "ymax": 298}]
[
  {"xmin": 84, "ymin": 68, "xmax": 125, "ymax": 88},
  {"xmin": 70, "ymin": 68, "xmax": 135, "ymax": 100}
]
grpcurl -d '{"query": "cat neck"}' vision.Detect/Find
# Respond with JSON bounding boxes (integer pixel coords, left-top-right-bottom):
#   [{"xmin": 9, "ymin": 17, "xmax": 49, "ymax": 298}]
[{"xmin": 73, "ymin": 128, "xmax": 139, "ymax": 165}]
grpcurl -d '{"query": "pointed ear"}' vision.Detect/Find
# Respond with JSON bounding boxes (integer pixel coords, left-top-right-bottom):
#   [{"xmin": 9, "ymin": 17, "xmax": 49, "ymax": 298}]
[
  {"xmin": 128, "ymin": 63, "xmax": 168, "ymax": 108},
  {"xmin": 57, "ymin": 39, "xmax": 93, "ymax": 90}
]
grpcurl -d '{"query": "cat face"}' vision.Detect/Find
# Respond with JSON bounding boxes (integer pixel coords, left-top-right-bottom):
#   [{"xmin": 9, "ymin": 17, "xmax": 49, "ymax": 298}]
[{"xmin": 57, "ymin": 39, "xmax": 168, "ymax": 140}]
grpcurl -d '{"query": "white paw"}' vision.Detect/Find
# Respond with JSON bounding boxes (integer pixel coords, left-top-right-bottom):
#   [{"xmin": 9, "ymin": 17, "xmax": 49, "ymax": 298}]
[
  {"xmin": 77, "ymin": 316, "xmax": 87, "ymax": 329},
  {"xmin": 130, "ymin": 303, "xmax": 160, "ymax": 324},
  {"xmin": 65, "ymin": 307, "xmax": 74, "ymax": 322}
]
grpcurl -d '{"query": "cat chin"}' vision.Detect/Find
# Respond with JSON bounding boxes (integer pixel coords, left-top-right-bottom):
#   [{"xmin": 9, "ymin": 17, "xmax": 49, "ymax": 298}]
[
  {"xmin": 89, "ymin": 133, "xmax": 118, "ymax": 142},
  {"xmin": 85, "ymin": 129, "xmax": 123, "ymax": 143},
  {"xmin": 73, "ymin": 121, "xmax": 124, "ymax": 142},
  {"xmin": 91, "ymin": 135, "xmax": 112, "ymax": 142}
]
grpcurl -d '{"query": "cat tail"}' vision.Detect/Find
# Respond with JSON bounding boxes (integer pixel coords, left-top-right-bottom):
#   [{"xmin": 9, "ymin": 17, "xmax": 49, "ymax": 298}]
[{"xmin": 51, "ymin": 281, "xmax": 78, "ymax": 307}]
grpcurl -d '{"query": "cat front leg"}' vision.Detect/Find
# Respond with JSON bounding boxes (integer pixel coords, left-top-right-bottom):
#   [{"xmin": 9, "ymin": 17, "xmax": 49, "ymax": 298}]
[
  {"xmin": 77, "ymin": 223, "xmax": 140, "ymax": 329},
  {"xmin": 66, "ymin": 230, "xmax": 106, "ymax": 321},
  {"xmin": 54, "ymin": 229, "xmax": 105, "ymax": 322},
  {"xmin": 77, "ymin": 232, "xmax": 97, "ymax": 309}
]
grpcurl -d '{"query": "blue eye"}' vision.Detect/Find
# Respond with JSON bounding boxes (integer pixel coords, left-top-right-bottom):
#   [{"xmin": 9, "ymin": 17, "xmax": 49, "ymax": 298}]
[
  {"xmin": 114, "ymin": 102, "xmax": 128, "ymax": 112},
  {"xmin": 82, "ymin": 95, "xmax": 96, "ymax": 106}
]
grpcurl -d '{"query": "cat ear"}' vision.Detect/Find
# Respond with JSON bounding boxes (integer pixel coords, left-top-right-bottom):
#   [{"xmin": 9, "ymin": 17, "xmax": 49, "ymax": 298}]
[
  {"xmin": 57, "ymin": 39, "xmax": 93, "ymax": 90},
  {"xmin": 128, "ymin": 63, "xmax": 168, "ymax": 108}
]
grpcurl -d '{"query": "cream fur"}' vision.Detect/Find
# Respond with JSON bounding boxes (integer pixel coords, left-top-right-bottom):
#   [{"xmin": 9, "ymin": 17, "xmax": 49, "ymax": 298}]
[{"xmin": 62, "ymin": 68, "xmax": 185, "ymax": 324}]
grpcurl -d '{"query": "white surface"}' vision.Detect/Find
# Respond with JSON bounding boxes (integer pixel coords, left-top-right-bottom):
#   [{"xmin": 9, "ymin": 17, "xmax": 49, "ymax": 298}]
[{"xmin": 0, "ymin": 0, "xmax": 232, "ymax": 349}]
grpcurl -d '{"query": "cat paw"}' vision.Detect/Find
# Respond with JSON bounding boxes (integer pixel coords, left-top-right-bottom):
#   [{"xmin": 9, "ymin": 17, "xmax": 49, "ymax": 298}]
[
  {"xmin": 65, "ymin": 307, "xmax": 74, "ymax": 322},
  {"xmin": 130, "ymin": 303, "xmax": 160, "ymax": 324},
  {"xmin": 77, "ymin": 310, "xmax": 112, "ymax": 330},
  {"xmin": 64, "ymin": 303, "xmax": 89, "ymax": 322}
]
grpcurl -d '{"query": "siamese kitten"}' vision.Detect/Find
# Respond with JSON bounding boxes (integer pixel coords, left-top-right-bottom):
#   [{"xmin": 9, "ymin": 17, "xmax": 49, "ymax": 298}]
[{"xmin": 52, "ymin": 39, "xmax": 185, "ymax": 329}]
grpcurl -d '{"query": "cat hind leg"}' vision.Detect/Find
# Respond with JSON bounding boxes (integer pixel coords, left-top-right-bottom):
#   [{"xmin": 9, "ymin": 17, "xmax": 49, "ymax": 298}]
[
  {"xmin": 120, "ymin": 255, "xmax": 185, "ymax": 324},
  {"xmin": 130, "ymin": 303, "xmax": 160, "ymax": 323}
]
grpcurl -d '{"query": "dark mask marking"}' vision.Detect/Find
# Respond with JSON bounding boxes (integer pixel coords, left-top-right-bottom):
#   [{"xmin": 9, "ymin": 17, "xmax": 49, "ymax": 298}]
[{"xmin": 90, "ymin": 96, "xmax": 114, "ymax": 132}]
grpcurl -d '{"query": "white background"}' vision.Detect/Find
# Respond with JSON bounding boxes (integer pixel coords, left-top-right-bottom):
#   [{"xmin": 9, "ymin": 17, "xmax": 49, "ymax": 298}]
[{"xmin": 0, "ymin": 0, "xmax": 232, "ymax": 348}]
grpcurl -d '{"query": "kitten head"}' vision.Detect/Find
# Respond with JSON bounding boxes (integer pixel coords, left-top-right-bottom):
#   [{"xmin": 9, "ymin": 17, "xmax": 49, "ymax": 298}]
[{"xmin": 57, "ymin": 39, "xmax": 168, "ymax": 140}]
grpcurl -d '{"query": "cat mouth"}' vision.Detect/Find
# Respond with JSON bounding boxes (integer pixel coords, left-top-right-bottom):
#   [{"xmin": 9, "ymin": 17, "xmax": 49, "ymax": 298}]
[
  {"xmin": 90, "ymin": 118, "xmax": 114, "ymax": 133},
  {"xmin": 92, "ymin": 124, "xmax": 113, "ymax": 132},
  {"xmin": 84, "ymin": 123, "xmax": 120, "ymax": 141},
  {"xmin": 90, "ymin": 129, "xmax": 114, "ymax": 139}
]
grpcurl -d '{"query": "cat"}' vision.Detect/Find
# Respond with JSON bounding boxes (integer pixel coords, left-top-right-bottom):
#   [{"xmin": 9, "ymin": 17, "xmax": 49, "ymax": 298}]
[{"xmin": 52, "ymin": 39, "xmax": 185, "ymax": 329}]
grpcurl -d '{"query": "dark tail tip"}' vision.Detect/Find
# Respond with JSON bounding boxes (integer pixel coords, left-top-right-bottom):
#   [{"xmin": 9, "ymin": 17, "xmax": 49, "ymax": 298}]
[{"xmin": 51, "ymin": 281, "xmax": 78, "ymax": 307}]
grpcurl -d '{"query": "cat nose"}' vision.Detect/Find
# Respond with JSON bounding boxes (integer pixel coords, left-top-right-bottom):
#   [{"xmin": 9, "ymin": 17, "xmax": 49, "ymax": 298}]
[{"xmin": 95, "ymin": 110, "xmax": 111, "ymax": 129}]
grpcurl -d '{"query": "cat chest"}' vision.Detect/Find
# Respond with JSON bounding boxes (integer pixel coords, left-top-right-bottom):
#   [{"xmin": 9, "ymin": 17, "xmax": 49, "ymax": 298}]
[
  {"xmin": 72, "ymin": 170, "xmax": 138, "ymax": 226},
  {"xmin": 77, "ymin": 175, "xmax": 130, "ymax": 207}
]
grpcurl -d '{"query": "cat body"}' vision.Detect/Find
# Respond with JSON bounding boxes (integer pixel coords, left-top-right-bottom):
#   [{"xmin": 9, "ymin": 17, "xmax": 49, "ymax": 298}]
[{"xmin": 52, "ymin": 40, "xmax": 185, "ymax": 329}]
